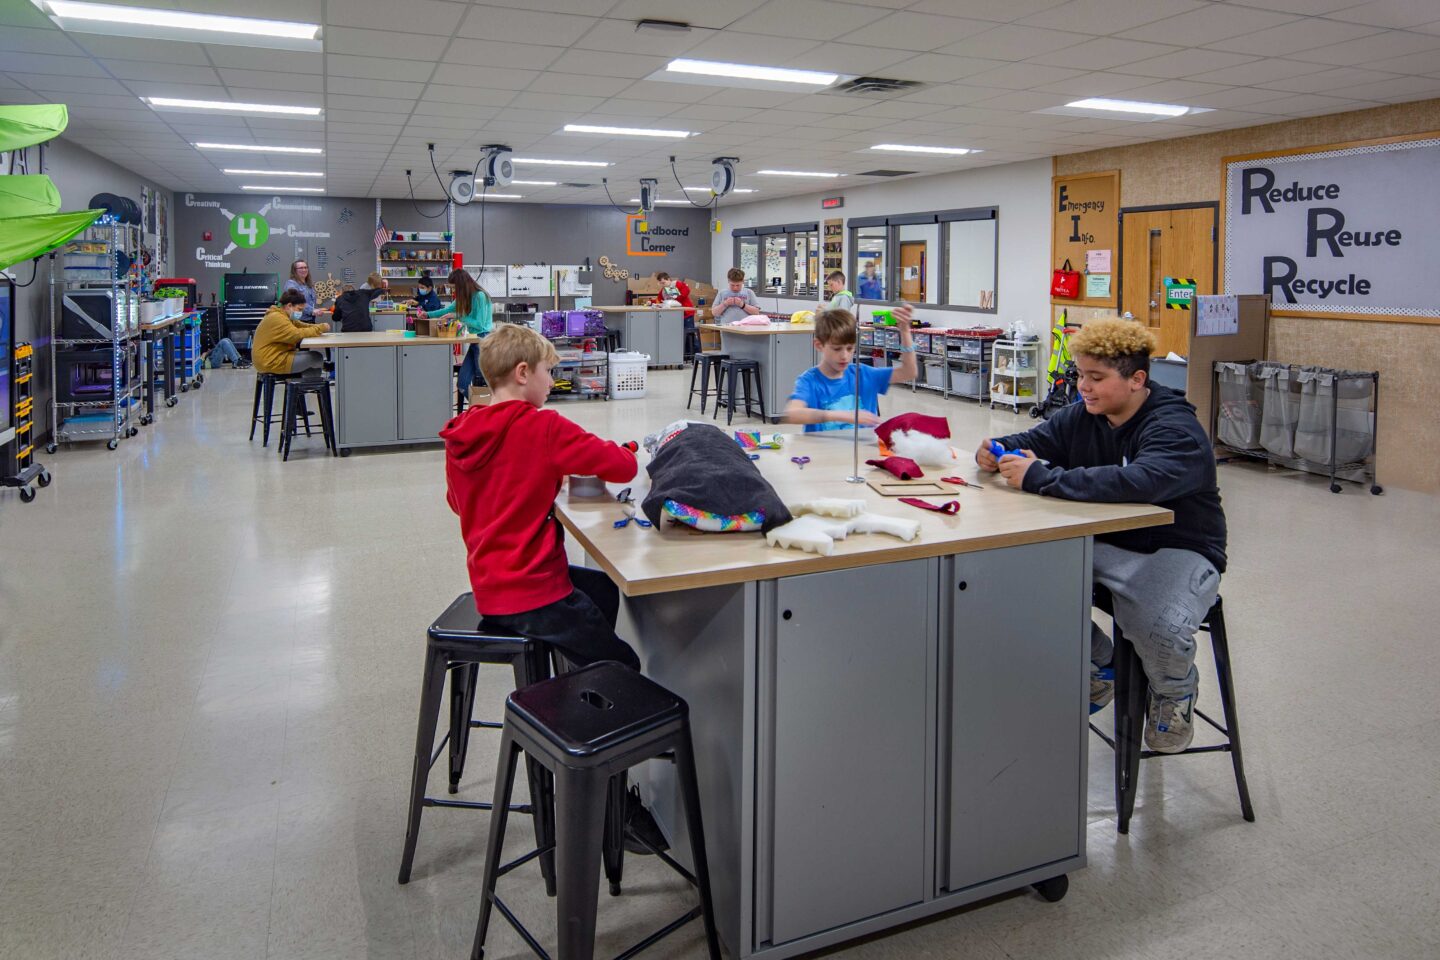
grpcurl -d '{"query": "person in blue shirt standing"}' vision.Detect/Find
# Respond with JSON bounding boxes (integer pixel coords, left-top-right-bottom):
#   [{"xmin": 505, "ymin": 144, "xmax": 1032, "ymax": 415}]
[
  {"xmin": 857, "ymin": 262, "xmax": 884, "ymax": 300},
  {"xmin": 785, "ymin": 304, "xmax": 915, "ymax": 432},
  {"xmin": 420, "ymin": 268, "xmax": 492, "ymax": 398}
]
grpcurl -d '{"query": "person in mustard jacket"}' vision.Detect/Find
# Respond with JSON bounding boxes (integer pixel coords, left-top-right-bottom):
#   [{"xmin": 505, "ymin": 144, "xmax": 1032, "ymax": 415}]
[{"xmin": 252, "ymin": 289, "xmax": 331, "ymax": 376}]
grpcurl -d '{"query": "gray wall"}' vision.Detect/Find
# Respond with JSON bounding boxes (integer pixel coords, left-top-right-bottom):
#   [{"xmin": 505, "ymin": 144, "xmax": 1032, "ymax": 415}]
[{"xmin": 4, "ymin": 137, "xmax": 173, "ymax": 439}]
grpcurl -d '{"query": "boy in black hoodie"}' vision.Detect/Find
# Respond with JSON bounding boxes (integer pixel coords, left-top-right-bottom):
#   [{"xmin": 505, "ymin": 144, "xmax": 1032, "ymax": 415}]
[{"xmin": 978, "ymin": 319, "xmax": 1226, "ymax": 753}]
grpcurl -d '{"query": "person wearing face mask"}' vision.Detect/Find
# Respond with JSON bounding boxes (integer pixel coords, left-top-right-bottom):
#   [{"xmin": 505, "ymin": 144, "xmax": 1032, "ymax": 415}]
[{"xmin": 252, "ymin": 289, "xmax": 331, "ymax": 377}]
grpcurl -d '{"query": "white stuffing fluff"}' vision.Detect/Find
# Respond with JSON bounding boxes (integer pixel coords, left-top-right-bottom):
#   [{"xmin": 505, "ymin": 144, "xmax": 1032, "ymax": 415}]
[
  {"xmin": 766, "ymin": 510, "xmax": 921, "ymax": 555},
  {"xmin": 889, "ymin": 428, "xmax": 962, "ymax": 467},
  {"xmin": 788, "ymin": 498, "xmax": 866, "ymax": 519}
]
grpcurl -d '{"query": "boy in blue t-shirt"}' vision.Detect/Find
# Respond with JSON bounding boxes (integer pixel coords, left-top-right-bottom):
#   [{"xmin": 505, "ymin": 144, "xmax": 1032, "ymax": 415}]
[{"xmin": 785, "ymin": 304, "xmax": 916, "ymax": 432}]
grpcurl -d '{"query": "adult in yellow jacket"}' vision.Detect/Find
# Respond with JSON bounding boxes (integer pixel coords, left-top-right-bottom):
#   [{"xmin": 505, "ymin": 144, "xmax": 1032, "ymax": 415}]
[{"xmin": 253, "ymin": 289, "xmax": 330, "ymax": 376}]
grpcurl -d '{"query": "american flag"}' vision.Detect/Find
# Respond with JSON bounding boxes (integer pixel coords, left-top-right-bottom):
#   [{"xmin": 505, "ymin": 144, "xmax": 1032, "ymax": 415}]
[{"xmin": 374, "ymin": 218, "xmax": 390, "ymax": 249}]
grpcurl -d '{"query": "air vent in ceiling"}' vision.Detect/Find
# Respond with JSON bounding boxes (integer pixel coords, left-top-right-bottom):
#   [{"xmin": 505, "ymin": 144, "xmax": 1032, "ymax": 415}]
[
  {"xmin": 829, "ymin": 76, "xmax": 924, "ymax": 99},
  {"xmin": 855, "ymin": 169, "xmax": 916, "ymax": 178}
]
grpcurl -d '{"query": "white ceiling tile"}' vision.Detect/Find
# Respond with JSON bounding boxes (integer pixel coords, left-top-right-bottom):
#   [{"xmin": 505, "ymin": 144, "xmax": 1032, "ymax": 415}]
[
  {"xmin": 115, "ymin": 80, "xmax": 226, "ymax": 100},
  {"xmin": 1178, "ymin": 86, "xmax": 1301, "ymax": 109},
  {"xmin": 1365, "ymin": 49, "xmax": 1440, "ymax": 73},
  {"xmin": 898, "ymin": 83, "xmax": 1009, "ymax": 107},
  {"xmin": 962, "ymin": 63, "xmax": 1089, "ymax": 90},
  {"xmin": 1184, "ymin": 57, "xmax": 1330, "ymax": 85},
  {"xmin": 837, "ymin": 12, "xmax": 998, "ymax": 51},
  {"xmin": 525, "ymin": 73, "xmax": 634, "ymax": 98},
  {"xmin": 328, "ymin": 78, "xmax": 429, "ymax": 100},
  {"xmin": 704, "ymin": 87, "xmax": 803, "ymax": 108},
  {"xmin": 324, "ymin": 93, "xmax": 417, "ymax": 114},
  {"xmin": 938, "ymin": 25, "xmax": 1087, "ymax": 61},
  {"xmin": 215, "ymin": 69, "xmax": 326, "ymax": 94},
  {"xmin": 1102, "ymin": 78, "xmax": 1230, "ymax": 102},
  {"xmin": 326, "ymin": 55, "xmax": 436, "ymax": 83},
  {"xmin": 1257, "ymin": 66, "xmax": 1402, "ymax": 93},
  {"xmin": 603, "ymin": 0, "xmax": 769, "ymax": 29},
  {"xmin": 612, "ymin": 79, "xmax": 713, "ymax": 103},
  {"xmin": 1334, "ymin": 75, "xmax": 1440, "ymax": 100},
  {"xmin": 203, "ymin": 45, "xmax": 322, "ymax": 73},
  {"xmin": 8, "ymin": 74, "xmax": 121, "ymax": 95},
  {"xmin": 325, "ymin": 0, "xmax": 465, "ymax": 35},
  {"xmin": 968, "ymin": 90, "xmax": 1072, "ymax": 111},
  {"xmin": 1030, "ymin": 70, "xmax": 1157, "ymax": 96},
  {"xmin": 101, "ymin": 60, "xmax": 220, "ymax": 85},
  {"xmin": 2, "ymin": 53, "xmax": 108, "ymax": 78},
  {"xmin": 0, "ymin": 25, "xmax": 85, "ymax": 56},
  {"xmin": 1223, "ymin": 0, "xmax": 1379, "ymax": 12},
  {"xmin": 728, "ymin": 0, "xmax": 889, "ymax": 40},
  {"xmin": 421, "ymin": 85, "xmax": 518, "ymax": 107},
  {"xmin": 571, "ymin": 18, "xmax": 710, "ymax": 57},
  {"xmin": 908, "ymin": 0, "xmax": 1069, "ymax": 19},
  {"xmin": 1286, "ymin": 28, "xmax": 1440, "ymax": 65},
  {"xmin": 851, "ymin": 98, "xmax": 952, "ymax": 120},
  {"xmin": 780, "ymin": 44, "xmax": 914, "ymax": 75},
  {"xmin": 885, "ymin": 54, "xmax": 1011, "ymax": 83},
  {"xmin": 182, "ymin": 0, "xmax": 323, "ymax": 20},
  {"xmin": 430, "ymin": 64, "xmax": 539, "ymax": 90},
  {"xmin": 1117, "ymin": 5, "xmax": 1301, "ymax": 45},
  {"xmin": 544, "ymin": 49, "xmax": 671, "ymax": 80},
  {"xmin": 1047, "ymin": 37, "xmax": 1182, "ymax": 70},
  {"xmin": 676, "ymin": 31, "xmax": 819, "ymax": 64},
  {"xmin": 666, "ymin": 103, "xmax": 762, "ymax": 121},
  {"xmin": 1244, "ymin": 92, "xmax": 1379, "ymax": 114},
  {"xmin": 457, "ymin": 6, "xmax": 600, "ymax": 45},
  {"xmin": 1116, "ymin": 48, "xmax": 1262, "ymax": 79},
  {"xmin": 1206, "ymin": 18, "xmax": 1384, "ymax": 56},
  {"xmin": 440, "ymin": 39, "xmax": 564, "ymax": 70},
  {"xmin": 510, "ymin": 91, "xmax": 608, "ymax": 113},
  {"xmin": 1017, "ymin": 0, "xmax": 1207, "ymax": 34},
  {"xmin": 322, "ymin": 27, "xmax": 443, "ymax": 60}
]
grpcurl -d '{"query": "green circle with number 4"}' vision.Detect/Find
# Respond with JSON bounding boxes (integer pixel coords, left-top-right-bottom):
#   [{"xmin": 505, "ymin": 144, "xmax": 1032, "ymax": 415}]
[{"xmin": 230, "ymin": 213, "xmax": 270, "ymax": 249}]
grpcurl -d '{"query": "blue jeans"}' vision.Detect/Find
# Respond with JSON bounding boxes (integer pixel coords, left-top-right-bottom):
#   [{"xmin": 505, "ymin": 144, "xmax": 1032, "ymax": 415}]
[
  {"xmin": 458, "ymin": 343, "xmax": 485, "ymax": 394},
  {"xmin": 210, "ymin": 338, "xmax": 241, "ymax": 365}
]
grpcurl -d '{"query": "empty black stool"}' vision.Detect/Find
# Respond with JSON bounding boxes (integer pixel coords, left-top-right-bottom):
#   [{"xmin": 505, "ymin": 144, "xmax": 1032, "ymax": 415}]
[
  {"xmin": 279, "ymin": 378, "xmax": 337, "ymax": 461},
  {"xmin": 249, "ymin": 372, "xmax": 298, "ymax": 447},
  {"xmin": 398, "ymin": 593, "xmax": 556, "ymax": 891},
  {"xmin": 686, "ymin": 352, "xmax": 728, "ymax": 415},
  {"xmin": 1090, "ymin": 589, "xmax": 1254, "ymax": 833},
  {"xmin": 472, "ymin": 662, "xmax": 721, "ymax": 960},
  {"xmin": 713, "ymin": 358, "xmax": 766, "ymax": 426}
]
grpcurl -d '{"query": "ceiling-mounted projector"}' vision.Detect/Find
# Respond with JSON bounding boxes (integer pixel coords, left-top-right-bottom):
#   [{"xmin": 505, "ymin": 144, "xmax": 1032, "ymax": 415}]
[
  {"xmin": 482, "ymin": 144, "xmax": 513, "ymax": 187},
  {"xmin": 638, "ymin": 178, "xmax": 658, "ymax": 212},
  {"xmin": 711, "ymin": 157, "xmax": 738, "ymax": 197},
  {"xmin": 448, "ymin": 170, "xmax": 477, "ymax": 205}
]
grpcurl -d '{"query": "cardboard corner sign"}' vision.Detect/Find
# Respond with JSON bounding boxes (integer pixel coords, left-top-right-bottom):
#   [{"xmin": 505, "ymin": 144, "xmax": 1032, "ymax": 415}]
[
  {"xmin": 1222, "ymin": 136, "xmax": 1440, "ymax": 322},
  {"xmin": 1052, "ymin": 170, "xmax": 1119, "ymax": 307}
]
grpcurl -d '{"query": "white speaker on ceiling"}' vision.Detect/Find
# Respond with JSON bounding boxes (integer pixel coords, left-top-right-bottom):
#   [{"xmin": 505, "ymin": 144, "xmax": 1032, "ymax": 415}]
[
  {"xmin": 710, "ymin": 158, "xmax": 737, "ymax": 197},
  {"xmin": 638, "ymin": 178, "xmax": 658, "ymax": 212},
  {"xmin": 484, "ymin": 148, "xmax": 513, "ymax": 187},
  {"xmin": 448, "ymin": 172, "xmax": 476, "ymax": 205}
]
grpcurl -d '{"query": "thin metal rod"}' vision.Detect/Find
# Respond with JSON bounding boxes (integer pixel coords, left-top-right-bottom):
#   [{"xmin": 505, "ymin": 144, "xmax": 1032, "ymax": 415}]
[{"xmin": 846, "ymin": 312, "xmax": 865, "ymax": 483}]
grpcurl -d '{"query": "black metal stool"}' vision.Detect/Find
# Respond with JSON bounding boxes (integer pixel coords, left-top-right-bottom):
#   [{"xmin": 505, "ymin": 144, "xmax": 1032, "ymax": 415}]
[
  {"xmin": 472, "ymin": 661, "xmax": 721, "ymax": 960},
  {"xmin": 1090, "ymin": 588, "xmax": 1255, "ymax": 833},
  {"xmin": 398, "ymin": 593, "xmax": 557, "ymax": 891},
  {"xmin": 249, "ymin": 372, "xmax": 298, "ymax": 447},
  {"xmin": 279, "ymin": 378, "xmax": 337, "ymax": 461},
  {"xmin": 713, "ymin": 358, "xmax": 766, "ymax": 426},
  {"xmin": 686, "ymin": 352, "xmax": 728, "ymax": 415}
]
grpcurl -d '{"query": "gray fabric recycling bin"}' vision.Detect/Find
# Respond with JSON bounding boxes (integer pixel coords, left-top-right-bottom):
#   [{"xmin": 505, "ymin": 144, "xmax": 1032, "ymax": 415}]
[
  {"xmin": 1295, "ymin": 368, "xmax": 1375, "ymax": 466},
  {"xmin": 1215, "ymin": 361, "xmax": 1263, "ymax": 450},
  {"xmin": 1256, "ymin": 362, "xmax": 1300, "ymax": 459}
]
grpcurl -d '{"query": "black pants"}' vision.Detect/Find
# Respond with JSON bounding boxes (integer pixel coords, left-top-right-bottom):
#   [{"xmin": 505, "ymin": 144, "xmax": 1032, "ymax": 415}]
[{"xmin": 483, "ymin": 566, "xmax": 639, "ymax": 672}]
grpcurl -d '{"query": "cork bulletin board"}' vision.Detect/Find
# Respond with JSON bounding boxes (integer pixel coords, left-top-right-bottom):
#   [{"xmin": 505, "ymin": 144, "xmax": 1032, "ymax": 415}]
[{"xmin": 1052, "ymin": 170, "xmax": 1119, "ymax": 309}]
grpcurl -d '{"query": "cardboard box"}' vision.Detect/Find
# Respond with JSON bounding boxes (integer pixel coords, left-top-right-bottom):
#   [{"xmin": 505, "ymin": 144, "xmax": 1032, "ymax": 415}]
[
  {"xmin": 413, "ymin": 317, "xmax": 448, "ymax": 337},
  {"xmin": 686, "ymin": 279, "xmax": 718, "ymax": 309},
  {"xmin": 627, "ymin": 277, "xmax": 662, "ymax": 296},
  {"xmin": 468, "ymin": 386, "xmax": 491, "ymax": 407},
  {"xmin": 699, "ymin": 327, "xmax": 722, "ymax": 352}
]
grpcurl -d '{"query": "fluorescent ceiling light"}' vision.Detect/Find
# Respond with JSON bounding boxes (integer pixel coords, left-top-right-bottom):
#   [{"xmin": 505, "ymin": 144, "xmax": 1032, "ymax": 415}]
[
  {"xmin": 871, "ymin": 143, "xmax": 974, "ymax": 156},
  {"xmin": 478, "ymin": 194, "xmax": 524, "ymax": 199},
  {"xmin": 223, "ymin": 168, "xmax": 323, "ymax": 177},
  {"xmin": 563, "ymin": 124, "xmax": 692, "ymax": 138},
  {"xmin": 513, "ymin": 157, "xmax": 610, "ymax": 167},
  {"xmin": 666, "ymin": 58, "xmax": 836, "ymax": 86},
  {"xmin": 683, "ymin": 186, "xmax": 756, "ymax": 194},
  {"xmin": 241, "ymin": 185, "xmax": 324, "ymax": 193},
  {"xmin": 510, "ymin": 180, "xmax": 558, "ymax": 186},
  {"xmin": 755, "ymin": 169, "xmax": 842, "ymax": 178},
  {"xmin": 147, "ymin": 97, "xmax": 321, "ymax": 116},
  {"xmin": 195, "ymin": 142, "xmax": 323, "ymax": 155},
  {"xmin": 629, "ymin": 199, "xmax": 691, "ymax": 205},
  {"xmin": 36, "ymin": 1, "xmax": 319, "ymax": 49},
  {"xmin": 1065, "ymin": 97, "xmax": 1191, "ymax": 117}
]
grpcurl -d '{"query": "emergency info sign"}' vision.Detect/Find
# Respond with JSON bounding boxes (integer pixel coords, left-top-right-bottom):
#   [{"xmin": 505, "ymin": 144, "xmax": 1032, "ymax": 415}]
[{"xmin": 1223, "ymin": 138, "xmax": 1440, "ymax": 319}]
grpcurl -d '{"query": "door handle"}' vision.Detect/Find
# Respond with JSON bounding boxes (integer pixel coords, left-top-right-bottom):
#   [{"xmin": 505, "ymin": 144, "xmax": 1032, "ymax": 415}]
[{"xmin": 1149, "ymin": 300, "xmax": 1157, "ymax": 308}]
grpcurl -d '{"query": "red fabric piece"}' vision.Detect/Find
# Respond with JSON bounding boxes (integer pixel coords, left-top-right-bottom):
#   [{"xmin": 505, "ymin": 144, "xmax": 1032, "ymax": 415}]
[
  {"xmin": 899, "ymin": 497, "xmax": 960, "ymax": 515},
  {"xmin": 442, "ymin": 400, "xmax": 637, "ymax": 616},
  {"xmin": 875, "ymin": 412, "xmax": 951, "ymax": 447},
  {"xmin": 866, "ymin": 456, "xmax": 924, "ymax": 480}
]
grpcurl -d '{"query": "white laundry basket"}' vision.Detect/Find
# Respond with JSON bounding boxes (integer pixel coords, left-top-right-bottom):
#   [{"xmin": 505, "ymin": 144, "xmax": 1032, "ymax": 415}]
[{"xmin": 607, "ymin": 352, "xmax": 650, "ymax": 399}]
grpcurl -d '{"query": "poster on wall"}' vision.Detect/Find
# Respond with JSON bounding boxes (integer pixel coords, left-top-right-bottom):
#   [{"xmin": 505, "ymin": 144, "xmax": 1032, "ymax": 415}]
[
  {"xmin": 1052, "ymin": 170, "xmax": 1118, "ymax": 308},
  {"xmin": 1223, "ymin": 136, "xmax": 1440, "ymax": 322}
]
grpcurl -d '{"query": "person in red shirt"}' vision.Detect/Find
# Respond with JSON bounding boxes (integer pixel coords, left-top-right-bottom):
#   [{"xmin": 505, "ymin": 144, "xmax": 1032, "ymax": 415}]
[
  {"xmin": 442, "ymin": 323, "xmax": 639, "ymax": 669},
  {"xmin": 656, "ymin": 271, "xmax": 696, "ymax": 360}
]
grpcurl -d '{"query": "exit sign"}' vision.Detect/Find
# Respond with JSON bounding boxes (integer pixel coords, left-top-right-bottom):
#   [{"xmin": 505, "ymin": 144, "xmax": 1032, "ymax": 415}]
[{"xmin": 821, "ymin": 196, "xmax": 844, "ymax": 209}]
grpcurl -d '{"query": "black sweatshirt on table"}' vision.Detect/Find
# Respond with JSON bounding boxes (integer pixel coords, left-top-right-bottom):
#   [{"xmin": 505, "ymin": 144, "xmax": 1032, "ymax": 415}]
[{"xmin": 993, "ymin": 384, "xmax": 1227, "ymax": 572}]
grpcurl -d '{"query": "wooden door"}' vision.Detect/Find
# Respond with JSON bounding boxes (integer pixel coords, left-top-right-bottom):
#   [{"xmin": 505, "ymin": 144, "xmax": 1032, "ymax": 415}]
[
  {"xmin": 1120, "ymin": 207, "xmax": 1215, "ymax": 357},
  {"xmin": 899, "ymin": 241, "xmax": 924, "ymax": 302}
]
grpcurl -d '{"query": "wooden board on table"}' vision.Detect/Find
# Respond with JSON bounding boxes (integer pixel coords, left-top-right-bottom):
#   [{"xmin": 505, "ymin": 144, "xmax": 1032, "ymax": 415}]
[{"xmin": 867, "ymin": 478, "xmax": 959, "ymax": 497}]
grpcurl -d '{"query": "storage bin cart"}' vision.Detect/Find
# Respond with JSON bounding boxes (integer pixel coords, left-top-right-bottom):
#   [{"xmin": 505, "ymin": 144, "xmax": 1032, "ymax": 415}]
[
  {"xmin": 177, "ymin": 314, "xmax": 204, "ymax": 390},
  {"xmin": 989, "ymin": 339, "xmax": 1041, "ymax": 411}
]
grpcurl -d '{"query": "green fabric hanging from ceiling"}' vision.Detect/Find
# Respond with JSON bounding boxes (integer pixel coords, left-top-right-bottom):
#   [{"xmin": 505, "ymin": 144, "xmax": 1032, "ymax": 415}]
[
  {"xmin": 0, "ymin": 209, "xmax": 104, "ymax": 272},
  {"xmin": 0, "ymin": 104, "xmax": 69, "ymax": 152},
  {"xmin": 0, "ymin": 175, "xmax": 62, "ymax": 217}
]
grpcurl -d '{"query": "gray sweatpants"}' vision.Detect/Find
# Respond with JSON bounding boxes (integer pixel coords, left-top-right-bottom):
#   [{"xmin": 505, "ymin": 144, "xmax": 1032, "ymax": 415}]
[
  {"xmin": 289, "ymin": 350, "xmax": 325, "ymax": 375},
  {"xmin": 1091, "ymin": 542, "xmax": 1220, "ymax": 699}
]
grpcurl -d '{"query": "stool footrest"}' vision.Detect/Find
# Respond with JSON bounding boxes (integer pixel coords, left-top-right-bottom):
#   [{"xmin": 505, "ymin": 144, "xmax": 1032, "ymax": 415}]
[
  {"xmin": 422, "ymin": 797, "xmax": 536, "ymax": 813},
  {"xmin": 498, "ymin": 844, "xmax": 555, "ymax": 879},
  {"xmin": 1194, "ymin": 708, "xmax": 1228, "ymax": 735},
  {"xmin": 489, "ymin": 893, "xmax": 553, "ymax": 960},
  {"xmin": 613, "ymin": 907, "xmax": 702, "ymax": 960},
  {"xmin": 1140, "ymin": 743, "xmax": 1233, "ymax": 760},
  {"xmin": 472, "ymin": 720, "xmax": 504, "ymax": 730}
]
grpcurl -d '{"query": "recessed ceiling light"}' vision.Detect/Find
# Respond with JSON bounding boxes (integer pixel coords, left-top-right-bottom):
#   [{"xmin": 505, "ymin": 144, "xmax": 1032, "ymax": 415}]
[
  {"xmin": 195, "ymin": 142, "xmax": 323, "ymax": 154},
  {"xmin": 563, "ymin": 124, "xmax": 692, "ymax": 138},
  {"xmin": 1065, "ymin": 98, "xmax": 1192, "ymax": 117},
  {"xmin": 870, "ymin": 144, "xmax": 975, "ymax": 156},
  {"xmin": 36, "ymin": 1, "xmax": 319, "ymax": 48},
  {"xmin": 513, "ymin": 157, "xmax": 610, "ymax": 167},
  {"xmin": 683, "ymin": 186, "xmax": 756, "ymax": 194},
  {"xmin": 241, "ymin": 185, "xmax": 324, "ymax": 193},
  {"xmin": 666, "ymin": 58, "xmax": 837, "ymax": 87},
  {"xmin": 223, "ymin": 168, "xmax": 323, "ymax": 177},
  {"xmin": 755, "ymin": 169, "xmax": 843, "ymax": 178},
  {"xmin": 510, "ymin": 180, "xmax": 558, "ymax": 186},
  {"xmin": 147, "ymin": 97, "xmax": 321, "ymax": 116}
]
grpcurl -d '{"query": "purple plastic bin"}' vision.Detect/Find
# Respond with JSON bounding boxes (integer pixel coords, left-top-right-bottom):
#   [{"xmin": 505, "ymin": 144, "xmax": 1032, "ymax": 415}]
[
  {"xmin": 540, "ymin": 311, "xmax": 565, "ymax": 338},
  {"xmin": 583, "ymin": 310, "xmax": 606, "ymax": 336},
  {"xmin": 565, "ymin": 310, "xmax": 589, "ymax": 337}
]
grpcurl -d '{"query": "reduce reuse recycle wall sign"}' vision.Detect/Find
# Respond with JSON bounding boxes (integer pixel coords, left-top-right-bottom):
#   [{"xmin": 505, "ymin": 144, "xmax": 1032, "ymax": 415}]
[{"xmin": 1223, "ymin": 136, "xmax": 1440, "ymax": 322}]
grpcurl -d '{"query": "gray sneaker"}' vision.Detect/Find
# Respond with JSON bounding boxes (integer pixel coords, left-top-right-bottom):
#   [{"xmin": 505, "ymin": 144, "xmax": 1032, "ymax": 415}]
[
  {"xmin": 1089, "ymin": 667, "xmax": 1114, "ymax": 715},
  {"xmin": 1145, "ymin": 691, "xmax": 1195, "ymax": 753}
]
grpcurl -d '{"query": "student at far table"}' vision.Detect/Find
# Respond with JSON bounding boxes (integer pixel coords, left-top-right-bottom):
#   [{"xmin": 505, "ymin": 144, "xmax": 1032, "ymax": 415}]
[
  {"xmin": 251, "ymin": 289, "xmax": 330, "ymax": 377},
  {"xmin": 784, "ymin": 304, "xmax": 915, "ymax": 432},
  {"xmin": 819, "ymin": 270, "xmax": 855, "ymax": 314},
  {"xmin": 714, "ymin": 267, "xmax": 762, "ymax": 324},
  {"xmin": 977, "ymin": 318, "xmax": 1227, "ymax": 754}
]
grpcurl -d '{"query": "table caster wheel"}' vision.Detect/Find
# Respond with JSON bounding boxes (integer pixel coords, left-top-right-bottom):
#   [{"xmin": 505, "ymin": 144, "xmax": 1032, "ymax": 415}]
[
  {"xmin": 1033, "ymin": 875, "xmax": 1068, "ymax": 903},
  {"xmin": 166, "ymin": 396, "xmax": 178, "ymax": 408},
  {"xmin": 1371, "ymin": 484, "xmax": 1383, "ymax": 495},
  {"xmin": 46, "ymin": 442, "xmax": 58, "ymax": 454},
  {"xmin": 19, "ymin": 485, "xmax": 36, "ymax": 503},
  {"xmin": 180, "ymin": 383, "xmax": 189, "ymax": 392},
  {"xmin": 1330, "ymin": 482, "xmax": 1342, "ymax": 494},
  {"xmin": 196, "ymin": 374, "xmax": 205, "ymax": 385},
  {"xmin": 339, "ymin": 447, "xmax": 352, "ymax": 457},
  {"xmin": 37, "ymin": 469, "xmax": 52, "ymax": 487},
  {"xmin": 1029, "ymin": 405, "xmax": 1042, "ymax": 419},
  {"xmin": 128, "ymin": 426, "xmax": 139, "ymax": 438},
  {"xmin": 140, "ymin": 415, "xmax": 153, "ymax": 426},
  {"xmin": 107, "ymin": 439, "xmax": 119, "ymax": 450}
]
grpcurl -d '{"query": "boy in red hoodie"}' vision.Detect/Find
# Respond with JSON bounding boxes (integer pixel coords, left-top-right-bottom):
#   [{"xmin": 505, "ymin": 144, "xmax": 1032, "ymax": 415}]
[{"xmin": 442, "ymin": 323, "xmax": 640, "ymax": 669}]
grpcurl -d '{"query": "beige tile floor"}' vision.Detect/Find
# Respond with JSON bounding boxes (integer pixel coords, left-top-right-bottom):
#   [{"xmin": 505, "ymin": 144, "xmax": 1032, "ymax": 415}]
[{"xmin": 1, "ymin": 365, "xmax": 1437, "ymax": 960}]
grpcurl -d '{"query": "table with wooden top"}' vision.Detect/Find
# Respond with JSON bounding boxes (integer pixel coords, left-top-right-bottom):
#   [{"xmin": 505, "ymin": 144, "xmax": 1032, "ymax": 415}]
[
  {"xmin": 698, "ymin": 322, "xmax": 816, "ymax": 423},
  {"xmin": 556, "ymin": 432, "xmax": 1171, "ymax": 960},
  {"xmin": 590, "ymin": 305, "xmax": 687, "ymax": 368},
  {"xmin": 138, "ymin": 313, "xmax": 186, "ymax": 421},
  {"xmin": 299, "ymin": 331, "xmax": 479, "ymax": 453}
]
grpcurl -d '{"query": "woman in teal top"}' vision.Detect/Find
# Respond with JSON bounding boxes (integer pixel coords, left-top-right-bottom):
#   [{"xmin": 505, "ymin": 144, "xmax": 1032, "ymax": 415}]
[{"xmin": 421, "ymin": 268, "xmax": 492, "ymax": 395}]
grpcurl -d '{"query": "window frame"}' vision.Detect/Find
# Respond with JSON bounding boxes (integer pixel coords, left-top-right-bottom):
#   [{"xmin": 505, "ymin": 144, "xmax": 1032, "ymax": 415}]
[
  {"xmin": 848, "ymin": 207, "xmax": 999, "ymax": 314},
  {"xmin": 732, "ymin": 221, "xmax": 819, "ymax": 297}
]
